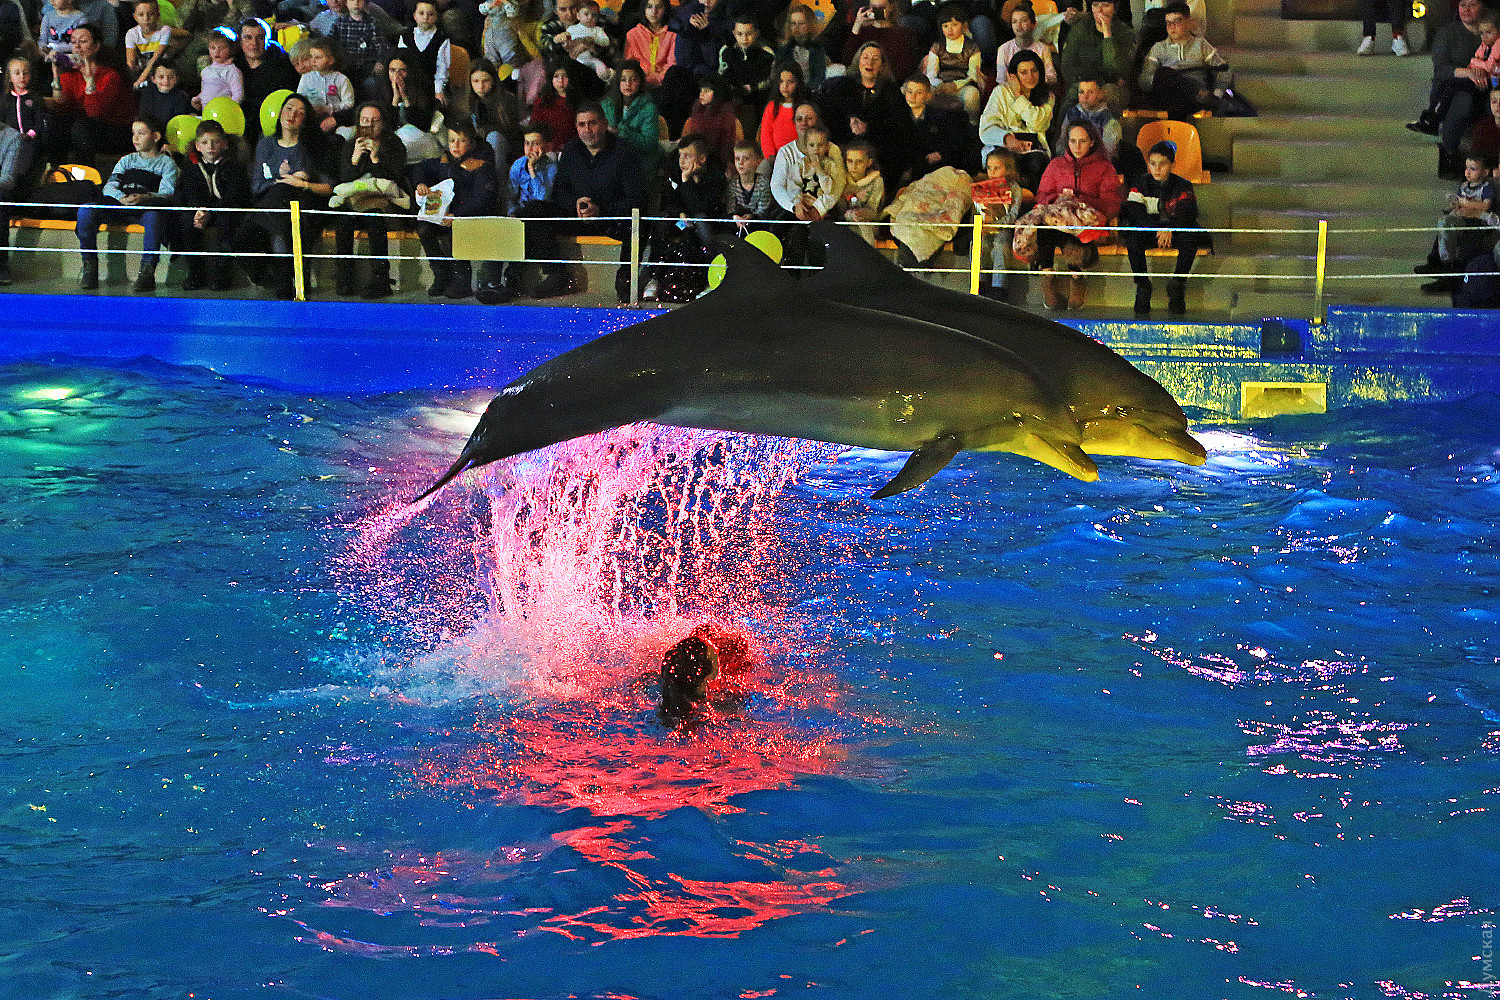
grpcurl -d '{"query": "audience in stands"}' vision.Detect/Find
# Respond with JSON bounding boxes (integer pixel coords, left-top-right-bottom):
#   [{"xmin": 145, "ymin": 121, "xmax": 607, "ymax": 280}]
[{"xmin": 0, "ymin": 0, "xmax": 1265, "ymax": 316}]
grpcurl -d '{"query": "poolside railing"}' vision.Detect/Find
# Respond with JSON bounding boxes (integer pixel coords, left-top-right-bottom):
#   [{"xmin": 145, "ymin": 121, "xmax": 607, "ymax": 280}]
[{"xmin": 0, "ymin": 199, "xmax": 1480, "ymax": 319}]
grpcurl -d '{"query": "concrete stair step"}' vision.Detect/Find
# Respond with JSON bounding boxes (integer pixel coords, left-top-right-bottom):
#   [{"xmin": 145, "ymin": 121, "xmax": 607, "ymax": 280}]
[
  {"xmin": 1224, "ymin": 207, "xmax": 1435, "ymax": 254},
  {"xmin": 1236, "ymin": 71, "xmax": 1427, "ymax": 114},
  {"xmin": 1200, "ymin": 114, "xmax": 1432, "ymax": 161},
  {"xmin": 1231, "ymin": 13, "xmax": 1426, "ymax": 51},
  {"xmin": 1232, "ymin": 136, "xmax": 1438, "ymax": 179},
  {"xmin": 1196, "ymin": 178, "xmax": 1447, "ymax": 214},
  {"xmin": 1221, "ymin": 44, "xmax": 1431, "ymax": 76}
]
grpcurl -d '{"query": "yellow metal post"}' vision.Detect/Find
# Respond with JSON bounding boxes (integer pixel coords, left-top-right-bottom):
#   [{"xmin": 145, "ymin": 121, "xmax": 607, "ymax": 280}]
[
  {"xmin": 630, "ymin": 208, "xmax": 641, "ymax": 306},
  {"xmin": 290, "ymin": 199, "xmax": 306, "ymax": 302},
  {"xmin": 1312, "ymin": 217, "xmax": 1327, "ymax": 325},
  {"xmin": 969, "ymin": 205, "xmax": 984, "ymax": 295}
]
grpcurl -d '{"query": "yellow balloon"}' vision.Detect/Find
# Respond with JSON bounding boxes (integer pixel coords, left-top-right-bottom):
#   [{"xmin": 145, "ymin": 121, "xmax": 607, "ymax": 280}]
[
  {"xmin": 707, "ymin": 253, "xmax": 728, "ymax": 290},
  {"xmin": 745, "ymin": 229, "xmax": 784, "ymax": 263},
  {"xmin": 203, "ymin": 95, "xmax": 246, "ymax": 136},
  {"xmin": 260, "ymin": 88, "xmax": 293, "ymax": 137},
  {"xmin": 167, "ymin": 114, "xmax": 201, "ymax": 154}
]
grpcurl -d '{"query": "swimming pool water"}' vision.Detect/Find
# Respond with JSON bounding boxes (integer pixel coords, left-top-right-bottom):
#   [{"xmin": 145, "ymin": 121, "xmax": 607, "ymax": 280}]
[{"xmin": 2, "ymin": 354, "xmax": 1497, "ymax": 1000}]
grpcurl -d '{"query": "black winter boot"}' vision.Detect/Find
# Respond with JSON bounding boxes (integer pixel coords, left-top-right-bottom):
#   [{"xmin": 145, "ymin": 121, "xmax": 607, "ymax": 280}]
[
  {"xmin": 1166, "ymin": 277, "xmax": 1187, "ymax": 316},
  {"xmin": 1133, "ymin": 278, "xmax": 1152, "ymax": 317}
]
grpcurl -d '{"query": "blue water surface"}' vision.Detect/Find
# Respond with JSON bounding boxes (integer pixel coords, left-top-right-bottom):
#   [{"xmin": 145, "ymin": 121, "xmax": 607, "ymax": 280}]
[{"xmin": 1, "ymin": 354, "xmax": 1497, "ymax": 1000}]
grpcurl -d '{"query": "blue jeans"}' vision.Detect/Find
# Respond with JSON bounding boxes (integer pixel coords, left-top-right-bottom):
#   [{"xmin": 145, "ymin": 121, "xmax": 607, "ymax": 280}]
[{"xmin": 76, "ymin": 203, "xmax": 165, "ymax": 272}]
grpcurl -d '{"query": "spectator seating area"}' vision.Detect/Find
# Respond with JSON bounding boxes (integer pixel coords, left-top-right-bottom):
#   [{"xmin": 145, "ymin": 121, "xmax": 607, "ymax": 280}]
[{"xmin": 0, "ymin": 0, "xmax": 1479, "ymax": 316}]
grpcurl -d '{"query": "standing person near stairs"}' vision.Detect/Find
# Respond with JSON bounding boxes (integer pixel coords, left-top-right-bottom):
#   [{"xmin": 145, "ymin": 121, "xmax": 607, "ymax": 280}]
[
  {"xmin": 1426, "ymin": 0, "xmax": 1487, "ymax": 179},
  {"xmin": 1355, "ymin": 0, "xmax": 1409, "ymax": 57}
]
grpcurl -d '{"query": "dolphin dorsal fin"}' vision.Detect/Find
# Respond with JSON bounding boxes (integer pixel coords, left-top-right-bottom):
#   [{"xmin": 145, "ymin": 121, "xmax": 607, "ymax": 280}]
[
  {"xmin": 804, "ymin": 220, "xmax": 908, "ymax": 296},
  {"xmin": 713, "ymin": 238, "xmax": 799, "ymax": 299}
]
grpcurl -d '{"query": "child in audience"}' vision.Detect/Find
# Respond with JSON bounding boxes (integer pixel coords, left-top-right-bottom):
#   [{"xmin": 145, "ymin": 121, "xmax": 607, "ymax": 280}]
[
  {"xmin": 76, "ymin": 115, "xmax": 179, "ymax": 292},
  {"xmin": 997, "ymin": 2, "xmax": 1057, "ymax": 85},
  {"xmin": 602, "ymin": 59, "xmax": 661, "ymax": 182},
  {"xmin": 727, "ymin": 139, "xmax": 771, "ymax": 230},
  {"xmin": 566, "ymin": 0, "xmax": 615, "ymax": 82},
  {"xmin": 645, "ymin": 134, "xmax": 724, "ymax": 300},
  {"xmin": 1136, "ymin": 1, "xmax": 1227, "ymax": 119},
  {"xmin": 5, "ymin": 58, "xmax": 45, "ymax": 184},
  {"xmin": 719, "ymin": 15, "xmax": 774, "ymax": 131},
  {"xmin": 774, "ymin": 3, "xmax": 828, "ymax": 90},
  {"xmin": 412, "ymin": 120, "xmax": 499, "ymax": 299},
  {"xmin": 192, "ymin": 31, "xmax": 244, "ymax": 110},
  {"xmin": 971, "ymin": 147, "xmax": 1024, "ymax": 302},
  {"xmin": 1419, "ymin": 151, "xmax": 1496, "ymax": 294},
  {"xmin": 467, "ymin": 57, "xmax": 521, "ymax": 167},
  {"xmin": 896, "ymin": 72, "xmax": 968, "ymax": 184},
  {"xmin": 39, "ymin": 0, "xmax": 87, "ymax": 68},
  {"xmin": 126, "ymin": 0, "xmax": 185, "ymax": 88},
  {"xmin": 922, "ymin": 3, "xmax": 981, "ymax": 121},
  {"xmin": 838, "ymin": 138, "xmax": 883, "ymax": 243},
  {"xmin": 1120, "ymin": 139, "xmax": 1208, "ymax": 316},
  {"xmin": 1053, "ymin": 74, "xmax": 1123, "ymax": 163},
  {"xmin": 624, "ymin": 0, "xmax": 677, "ymax": 88},
  {"xmin": 138, "ymin": 62, "xmax": 193, "ymax": 125},
  {"xmin": 396, "ymin": 0, "xmax": 453, "ymax": 106},
  {"xmin": 507, "ymin": 122, "xmax": 555, "ymax": 213},
  {"xmin": 759, "ymin": 62, "xmax": 806, "ymax": 160},
  {"xmin": 175, "ymin": 118, "xmax": 252, "ymax": 290},
  {"xmin": 330, "ymin": 0, "xmax": 391, "ymax": 95},
  {"xmin": 683, "ymin": 73, "xmax": 737, "ymax": 167},
  {"xmin": 299, "ymin": 37, "xmax": 356, "ymax": 132}
]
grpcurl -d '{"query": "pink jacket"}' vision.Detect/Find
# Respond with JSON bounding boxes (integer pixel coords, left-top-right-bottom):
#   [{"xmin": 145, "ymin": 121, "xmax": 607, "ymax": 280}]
[
  {"xmin": 1036, "ymin": 143, "xmax": 1122, "ymax": 219},
  {"xmin": 1470, "ymin": 38, "xmax": 1500, "ymax": 76},
  {"xmin": 625, "ymin": 23, "xmax": 677, "ymax": 87}
]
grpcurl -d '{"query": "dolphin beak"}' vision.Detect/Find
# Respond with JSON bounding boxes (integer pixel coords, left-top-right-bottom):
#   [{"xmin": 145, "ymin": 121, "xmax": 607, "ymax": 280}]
[{"xmin": 411, "ymin": 451, "xmax": 479, "ymax": 504}]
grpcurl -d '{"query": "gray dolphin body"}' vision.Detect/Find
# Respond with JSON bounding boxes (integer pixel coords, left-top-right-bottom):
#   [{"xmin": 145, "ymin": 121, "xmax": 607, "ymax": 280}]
[
  {"xmin": 803, "ymin": 222, "xmax": 1207, "ymax": 466},
  {"xmin": 416, "ymin": 244, "xmax": 1097, "ymax": 502}
]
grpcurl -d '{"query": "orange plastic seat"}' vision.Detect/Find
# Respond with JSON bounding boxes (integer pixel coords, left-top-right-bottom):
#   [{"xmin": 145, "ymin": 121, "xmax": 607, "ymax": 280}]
[{"xmin": 1135, "ymin": 118, "xmax": 1209, "ymax": 184}]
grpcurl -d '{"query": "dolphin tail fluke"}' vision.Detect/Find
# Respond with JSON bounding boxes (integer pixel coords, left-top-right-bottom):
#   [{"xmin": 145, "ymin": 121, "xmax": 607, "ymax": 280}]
[
  {"xmin": 872, "ymin": 435, "xmax": 963, "ymax": 499},
  {"xmin": 411, "ymin": 451, "xmax": 479, "ymax": 504}
]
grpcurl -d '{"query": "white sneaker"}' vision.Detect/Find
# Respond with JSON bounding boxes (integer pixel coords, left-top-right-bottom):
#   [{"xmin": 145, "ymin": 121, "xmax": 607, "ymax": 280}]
[
  {"xmin": 1392, "ymin": 35, "xmax": 1410, "ymax": 56},
  {"xmin": 1356, "ymin": 35, "xmax": 1374, "ymax": 54}
]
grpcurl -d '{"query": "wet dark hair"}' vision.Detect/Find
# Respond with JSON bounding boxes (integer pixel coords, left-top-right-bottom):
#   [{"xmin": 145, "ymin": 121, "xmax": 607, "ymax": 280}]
[
  {"xmin": 1148, "ymin": 139, "xmax": 1176, "ymax": 162},
  {"xmin": 660, "ymin": 636, "xmax": 720, "ymax": 718},
  {"xmin": 133, "ymin": 113, "xmax": 163, "ymax": 134}
]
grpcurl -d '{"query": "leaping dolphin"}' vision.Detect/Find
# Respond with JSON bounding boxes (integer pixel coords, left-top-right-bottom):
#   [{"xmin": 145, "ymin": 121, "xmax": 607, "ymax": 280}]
[
  {"xmin": 416, "ymin": 242, "xmax": 1097, "ymax": 503},
  {"xmin": 803, "ymin": 222, "xmax": 1207, "ymax": 467}
]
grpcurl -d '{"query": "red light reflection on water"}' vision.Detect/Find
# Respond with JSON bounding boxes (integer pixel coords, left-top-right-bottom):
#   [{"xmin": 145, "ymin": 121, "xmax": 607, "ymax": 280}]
[{"xmin": 307, "ymin": 425, "xmax": 873, "ymax": 949}]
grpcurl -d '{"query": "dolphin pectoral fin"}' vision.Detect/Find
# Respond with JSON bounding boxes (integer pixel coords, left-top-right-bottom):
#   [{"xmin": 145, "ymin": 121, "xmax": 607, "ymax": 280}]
[
  {"xmin": 1017, "ymin": 435, "xmax": 1100, "ymax": 483},
  {"xmin": 872, "ymin": 435, "xmax": 963, "ymax": 499}
]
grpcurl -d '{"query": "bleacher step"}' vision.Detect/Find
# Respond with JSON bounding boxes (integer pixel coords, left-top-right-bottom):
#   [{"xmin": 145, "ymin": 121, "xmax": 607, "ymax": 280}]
[
  {"xmin": 1235, "ymin": 72, "xmax": 1427, "ymax": 114},
  {"xmin": 1231, "ymin": 13, "xmax": 1427, "ymax": 52},
  {"xmin": 1232, "ymin": 136, "xmax": 1439, "ymax": 180}
]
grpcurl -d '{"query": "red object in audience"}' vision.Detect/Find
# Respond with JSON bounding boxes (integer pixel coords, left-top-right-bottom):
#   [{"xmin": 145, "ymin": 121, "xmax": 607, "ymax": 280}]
[
  {"xmin": 54, "ymin": 65, "xmax": 135, "ymax": 126},
  {"xmin": 759, "ymin": 100, "xmax": 797, "ymax": 159}
]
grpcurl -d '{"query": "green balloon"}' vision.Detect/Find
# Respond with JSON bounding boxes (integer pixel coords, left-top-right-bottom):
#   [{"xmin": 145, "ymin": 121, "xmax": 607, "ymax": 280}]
[
  {"xmin": 745, "ymin": 229, "xmax": 784, "ymax": 263},
  {"xmin": 259, "ymin": 89, "xmax": 293, "ymax": 137},
  {"xmin": 203, "ymin": 95, "xmax": 246, "ymax": 136},
  {"xmin": 167, "ymin": 114, "xmax": 201, "ymax": 154},
  {"xmin": 706, "ymin": 253, "xmax": 727, "ymax": 290}
]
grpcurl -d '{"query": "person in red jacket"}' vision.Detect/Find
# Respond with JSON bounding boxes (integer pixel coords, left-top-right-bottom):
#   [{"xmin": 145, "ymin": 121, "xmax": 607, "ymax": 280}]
[
  {"xmin": 1033, "ymin": 119, "xmax": 1121, "ymax": 310},
  {"xmin": 45, "ymin": 23, "xmax": 135, "ymax": 164}
]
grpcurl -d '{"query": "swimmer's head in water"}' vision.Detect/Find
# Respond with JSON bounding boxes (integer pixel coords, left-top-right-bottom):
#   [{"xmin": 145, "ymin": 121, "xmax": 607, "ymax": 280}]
[{"xmin": 660, "ymin": 636, "xmax": 721, "ymax": 717}]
